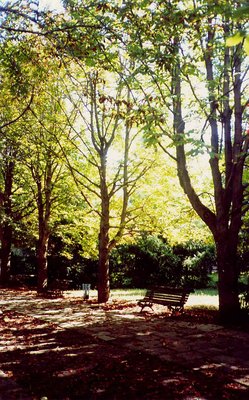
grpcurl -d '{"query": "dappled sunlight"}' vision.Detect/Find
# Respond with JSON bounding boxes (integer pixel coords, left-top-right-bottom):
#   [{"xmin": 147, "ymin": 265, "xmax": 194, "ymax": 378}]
[
  {"xmin": 1, "ymin": 289, "xmax": 249, "ymax": 399},
  {"xmin": 136, "ymin": 331, "xmax": 153, "ymax": 336},
  {"xmin": 0, "ymin": 289, "xmax": 147, "ymax": 328},
  {"xmin": 192, "ymin": 362, "xmax": 249, "ymax": 393},
  {"xmin": 54, "ymin": 367, "xmax": 88, "ymax": 378}
]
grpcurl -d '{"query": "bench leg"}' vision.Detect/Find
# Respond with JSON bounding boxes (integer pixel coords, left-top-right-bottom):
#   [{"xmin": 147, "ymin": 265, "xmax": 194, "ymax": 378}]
[
  {"xmin": 139, "ymin": 303, "xmax": 153, "ymax": 313},
  {"xmin": 168, "ymin": 305, "xmax": 184, "ymax": 315}
]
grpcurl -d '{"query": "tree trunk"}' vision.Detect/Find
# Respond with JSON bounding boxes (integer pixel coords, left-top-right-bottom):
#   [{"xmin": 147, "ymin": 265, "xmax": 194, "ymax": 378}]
[
  {"xmin": 97, "ymin": 161, "xmax": 110, "ymax": 303},
  {"xmin": 0, "ymin": 158, "xmax": 15, "ymax": 286},
  {"xmin": 215, "ymin": 231, "xmax": 240, "ymax": 323},
  {"xmin": 0, "ymin": 225, "xmax": 12, "ymax": 286},
  {"xmin": 35, "ymin": 168, "xmax": 52, "ymax": 293},
  {"xmin": 37, "ymin": 231, "xmax": 49, "ymax": 293},
  {"xmin": 169, "ymin": 26, "xmax": 248, "ymax": 324},
  {"xmin": 98, "ymin": 229, "xmax": 110, "ymax": 303}
]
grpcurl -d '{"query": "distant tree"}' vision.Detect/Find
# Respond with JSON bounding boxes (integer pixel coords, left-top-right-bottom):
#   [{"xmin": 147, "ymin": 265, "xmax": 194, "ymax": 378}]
[
  {"xmin": 22, "ymin": 80, "xmax": 77, "ymax": 293},
  {"xmin": 63, "ymin": 64, "xmax": 154, "ymax": 302},
  {"xmin": 0, "ymin": 22, "xmax": 40, "ymax": 285}
]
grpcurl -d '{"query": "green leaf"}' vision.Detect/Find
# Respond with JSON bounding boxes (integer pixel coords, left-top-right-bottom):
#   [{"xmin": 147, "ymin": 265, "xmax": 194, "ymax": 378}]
[
  {"xmin": 243, "ymin": 36, "xmax": 249, "ymax": 55},
  {"xmin": 226, "ymin": 32, "xmax": 243, "ymax": 47}
]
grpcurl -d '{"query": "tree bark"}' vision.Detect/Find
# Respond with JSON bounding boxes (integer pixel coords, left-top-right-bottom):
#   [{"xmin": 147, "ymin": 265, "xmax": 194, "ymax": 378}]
[
  {"xmin": 35, "ymin": 162, "xmax": 52, "ymax": 293},
  {"xmin": 97, "ymin": 150, "xmax": 110, "ymax": 303},
  {"xmin": 37, "ymin": 229, "xmax": 49, "ymax": 293},
  {"xmin": 0, "ymin": 225, "xmax": 12, "ymax": 286},
  {"xmin": 98, "ymin": 227, "xmax": 110, "ymax": 303},
  {"xmin": 215, "ymin": 230, "xmax": 240, "ymax": 322},
  {"xmin": 0, "ymin": 158, "xmax": 15, "ymax": 286}
]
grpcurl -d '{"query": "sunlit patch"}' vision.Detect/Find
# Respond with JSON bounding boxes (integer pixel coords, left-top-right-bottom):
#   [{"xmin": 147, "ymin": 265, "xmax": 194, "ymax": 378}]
[
  {"xmin": 66, "ymin": 353, "xmax": 80, "ymax": 357},
  {"xmin": 136, "ymin": 331, "xmax": 152, "ymax": 336},
  {"xmin": 193, "ymin": 362, "xmax": 226, "ymax": 371},
  {"xmin": 29, "ymin": 349, "xmax": 50, "ymax": 355},
  {"xmin": 234, "ymin": 375, "xmax": 249, "ymax": 388},
  {"xmin": 54, "ymin": 367, "xmax": 87, "ymax": 378},
  {"xmin": 184, "ymin": 397, "xmax": 208, "ymax": 400},
  {"xmin": 95, "ymin": 388, "xmax": 106, "ymax": 394},
  {"xmin": 230, "ymin": 365, "xmax": 240, "ymax": 370},
  {"xmin": 162, "ymin": 378, "xmax": 181, "ymax": 385},
  {"xmin": 112, "ymin": 313, "xmax": 141, "ymax": 320},
  {"xmin": 0, "ymin": 369, "xmax": 13, "ymax": 378},
  {"xmin": 225, "ymin": 382, "xmax": 248, "ymax": 390},
  {"xmin": 27, "ymin": 340, "xmax": 57, "ymax": 349}
]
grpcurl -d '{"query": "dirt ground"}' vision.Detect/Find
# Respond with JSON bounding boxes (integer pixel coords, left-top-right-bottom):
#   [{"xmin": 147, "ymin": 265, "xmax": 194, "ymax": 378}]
[{"xmin": 0, "ymin": 289, "xmax": 249, "ymax": 400}]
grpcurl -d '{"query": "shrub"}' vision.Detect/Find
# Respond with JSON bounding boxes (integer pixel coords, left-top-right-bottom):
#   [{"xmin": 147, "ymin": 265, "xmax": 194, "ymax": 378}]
[
  {"xmin": 173, "ymin": 241, "xmax": 216, "ymax": 288},
  {"xmin": 67, "ymin": 259, "xmax": 98, "ymax": 289},
  {"xmin": 110, "ymin": 234, "xmax": 182, "ymax": 288}
]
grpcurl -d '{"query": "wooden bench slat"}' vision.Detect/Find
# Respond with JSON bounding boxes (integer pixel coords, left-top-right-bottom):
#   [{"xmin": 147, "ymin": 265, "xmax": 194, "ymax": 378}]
[{"xmin": 138, "ymin": 286, "xmax": 192, "ymax": 314}]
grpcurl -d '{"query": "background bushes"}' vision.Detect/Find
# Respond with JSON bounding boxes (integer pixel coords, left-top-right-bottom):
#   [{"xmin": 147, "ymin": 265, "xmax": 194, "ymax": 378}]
[
  {"xmin": 110, "ymin": 235, "xmax": 216, "ymax": 289},
  {"xmin": 10, "ymin": 233, "xmax": 217, "ymax": 289},
  {"xmin": 110, "ymin": 234, "xmax": 182, "ymax": 288},
  {"xmin": 172, "ymin": 241, "xmax": 216, "ymax": 288}
]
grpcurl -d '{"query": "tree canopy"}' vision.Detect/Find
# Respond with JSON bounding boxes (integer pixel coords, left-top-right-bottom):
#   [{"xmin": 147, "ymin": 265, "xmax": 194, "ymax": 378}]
[{"xmin": 0, "ymin": 0, "xmax": 248, "ymax": 321}]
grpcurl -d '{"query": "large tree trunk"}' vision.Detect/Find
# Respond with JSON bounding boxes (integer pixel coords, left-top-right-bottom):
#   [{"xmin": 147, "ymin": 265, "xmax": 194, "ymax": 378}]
[{"xmin": 215, "ymin": 229, "xmax": 240, "ymax": 323}]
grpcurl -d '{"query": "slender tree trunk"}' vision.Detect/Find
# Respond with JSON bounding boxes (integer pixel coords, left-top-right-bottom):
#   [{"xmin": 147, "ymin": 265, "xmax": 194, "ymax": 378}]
[
  {"xmin": 98, "ymin": 226, "xmax": 110, "ymax": 303},
  {"xmin": 36, "ymin": 174, "xmax": 51, "ymax": 293},
  {"xmin": 97, "ymin": 152, "xmax": 110, "ymax": 303},
  {"xmin": 0, "ymin": 225, "xmax": 12, "ymax": 286},
  {"xmin": 0, "ymin": 159, "xmax": 15, "ymax": 286},
  {"xmin": 37, "ymin": 226, "xmax": 49, "ymax": 293}
]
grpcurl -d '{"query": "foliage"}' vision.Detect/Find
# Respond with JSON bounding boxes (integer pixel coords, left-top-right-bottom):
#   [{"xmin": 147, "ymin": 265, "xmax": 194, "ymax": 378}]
[
  {"xmin": 9, "ymin": 234, "xmax": 215, "ymax": 290},
  {"xmin": 110, "ymin": 235, "xmax": 214, "ymax": 289},
  {"xmin": 110, "ymin": 234, "xmax": 180, "ymax": 288},
  {"xmin": 48, "ymin": 234, "xmax": 98, "ymax": 288},
  {"xmin": 239, "ymin": 273, "xmax": 249, "ymax": 312},
  {"xmin": 173, "ymin": 241, "xmax": 216, "ymax": 289},
  {"xmin": 226, "ymin": 3, "xmax": 249, "ymax": 55}
]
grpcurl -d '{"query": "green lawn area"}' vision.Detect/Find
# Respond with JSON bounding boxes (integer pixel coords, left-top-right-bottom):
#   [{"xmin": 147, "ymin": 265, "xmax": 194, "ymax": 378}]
[
  {"xmin": 75, "ymin": 272, "xmax": 249, "ymax": 310},
  {"xmin": 108, "ymin": 288, "xmax": 219, "ymax": 308}
]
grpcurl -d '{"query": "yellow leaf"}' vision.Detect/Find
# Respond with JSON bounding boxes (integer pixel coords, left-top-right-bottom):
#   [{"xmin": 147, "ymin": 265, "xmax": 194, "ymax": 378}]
[
  {"xmin": 226, "ymin": 32, "xmax": 243, "ymax": 47},
  {"xmin": 243, "ymin": 36, "xmax": 249, "ymax": 55}
]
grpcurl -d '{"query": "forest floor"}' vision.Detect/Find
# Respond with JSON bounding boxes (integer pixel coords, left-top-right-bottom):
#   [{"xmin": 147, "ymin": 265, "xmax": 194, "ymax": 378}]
[{"xmin": 0, "ymin": 288, "xmax": 249, "ymax": 400}]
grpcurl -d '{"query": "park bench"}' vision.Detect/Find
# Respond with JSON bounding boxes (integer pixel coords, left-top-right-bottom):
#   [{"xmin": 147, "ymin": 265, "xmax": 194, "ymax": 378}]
[{"xmin": 138, "ymin": 286, "xmax": 192, "ymax": 314}]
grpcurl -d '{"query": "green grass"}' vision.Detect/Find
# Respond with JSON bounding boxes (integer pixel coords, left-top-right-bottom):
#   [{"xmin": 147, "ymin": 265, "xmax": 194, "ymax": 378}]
[
  {"xmin": 110, "ymin": 288, "xmax": 146, "ymax": 298},
  {"xmin": 110, "ymin": 287, "xmax": 219, "ymax": 308},
  {"xmin": 111, "ymin": 287, "xmax": 218, "ymax": 297},
  {"xmin": 195, "ymin": 288, "xmax": 218, "ymax": 296},
  {"xmin": 111, "ymin": 286, "xmax": 220, "ymax": 298},
  {"xmin": 107, "ymin": 288, "xmax": 219, "ymax": 308},
  {"xmin": 83, "ymin": 273, "xmax": 249, "ymax": 309}
]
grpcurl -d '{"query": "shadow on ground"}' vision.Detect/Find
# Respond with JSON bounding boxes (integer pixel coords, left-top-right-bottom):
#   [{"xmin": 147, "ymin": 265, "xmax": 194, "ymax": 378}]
[{"xmin": 0, "ymin": 289, "xmax": 249, "ymax": 399}]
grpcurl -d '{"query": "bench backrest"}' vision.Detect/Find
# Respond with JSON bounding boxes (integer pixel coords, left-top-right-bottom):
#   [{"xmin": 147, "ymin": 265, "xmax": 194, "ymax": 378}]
[{"xmin": 145, "ymin": 286, "xmax": 190, "ymax": 306}]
